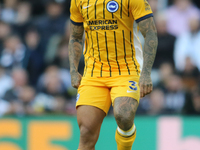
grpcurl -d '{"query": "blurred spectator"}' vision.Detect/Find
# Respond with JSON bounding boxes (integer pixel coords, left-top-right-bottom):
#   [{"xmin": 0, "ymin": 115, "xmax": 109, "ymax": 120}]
[
  {"xmin": 154, "ymin": 62, "xmax": 174, "ymax": 87},
  {"xmin": 179, "ymin": 57, "xmax": 199, "ymax": 90},
  {"xmin": 37, "ymin": 65, "xmax": 72, "ymax": 99},
  {"xmin": 45, "ymin": 33, "xmax": 62, "ymax": 64},
  {"xmin": 3, "ymin": 68, "xmax": 28, "ymax": 102},
  {"xmin": 13, "ymin": 1, "xmax": 32, "ymax": 40},
  {"xmin": 0, "ymin": 34, "xmax": 28, "ymax": 70},
  {"xmin": 35, "ymin": 0, "xmax": 67, "ymax": 49},
  {"xmin": 157, "ymin": 0, "xmax": 168, "ymax": 10},
  {"xmin": 136, "ymin": 97, "xmax": 150, "ymax": 115},
  {"xmin": 29, "ymin": 0, "xmax": 45, "ymax": 16},
  {"xmin": 166, "ymin": 0, "xmax": 200, "ymax": 36},
  {"xmin": 183, "ymin": 88, "xmax": 200, "ymax": 115},
  {"xmin": 0, "ymin": 21, "xmax": 11, "ymax": 53},
  {"xmin": 32, "ymin": 93, "xmax": 75, "ymax": 114},
  {"xmin": 12, "ymin": 85, "xmax": 36, "ymax": 115},
  {"xmin": 148, "ymin": 0, "xmax": 159, "ymax": 13},
  {"xmin": 148, "ymin": 89, "xmax": 165, "ymax": 115},
  {"xmin": 153, "ymin": 13, "xmax": 176, "ymax": 69},
  {"xmin": 169, "ymin": 0, "xmax": 200, "ymax": 8},
  {"xmin": 53, "ymin": 96, "xmax": 67, "ymax": 113},
  {"xmin": 45, "ymin": 19, "xmax": 70, "ymax": 65},
  {"xmin": 193, "ymin": 0, "xmax": 200, "ymax": 8},
  {"xmin": 32, "ymin": 92, "xmax": 58, "ymax": 113},
  {"xmin": 148, "ymin": 0, "xmax": 169, "ymax": 13},
  {"xmin": 0, "ymin": 98, "xmax": 11, "ymax": 117},
  {"xmin": 25, "ymin": 27, "xmax": 45, "ymax": 86},
  {"xmin": 0, "ymin": 0, "xmax": 18, "ymax": 23},
  {"xmin": 163, "ymin": 74, "xmax": 186, "ymax": 114},
  {"xmin": 52, "ymin": 40, "xmax": 70, "ymax": 69},
  {"xmin": 0, "ymin": 65, "xmax": 13, "ymax": 98},
  {"xmin": 0, "ymin": 0, "xmax": 199, "ymax": 116},
  {"xmin": 174, "ymin": 16, "xmax": 200, "ymax": 71},
  {"xmin": 3, "ymin": 85, "xmax": 38, "ymax": 116},
  {"xmin": 44, "ymin": 19, "xmax": 85, "ymax": 74}
]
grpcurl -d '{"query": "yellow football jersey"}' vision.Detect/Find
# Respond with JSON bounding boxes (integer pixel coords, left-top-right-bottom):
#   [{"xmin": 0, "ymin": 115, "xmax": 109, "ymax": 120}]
[{"xmin": 70, "ymin": 0, "xmax": 153, "ymax": 77}]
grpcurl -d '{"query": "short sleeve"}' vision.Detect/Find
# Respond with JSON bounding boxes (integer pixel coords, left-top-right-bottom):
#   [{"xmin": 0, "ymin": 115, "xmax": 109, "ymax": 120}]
[
  {"xmin": 70, "ymin": 0, "xmax": 84, "ymax": 25},
  {"xmin": 130, "ymin": 0, "xmax": 153, "ymax": 23}
]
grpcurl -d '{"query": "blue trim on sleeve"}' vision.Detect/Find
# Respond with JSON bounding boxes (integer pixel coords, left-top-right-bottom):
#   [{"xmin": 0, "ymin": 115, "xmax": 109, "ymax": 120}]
[
  {"xmin": 135, "ymin": 13, "xmax": 153, "ymax": 23},
  {"xmin": 70, "ymin": 19, "xmax": 83, "ymax": 26}
]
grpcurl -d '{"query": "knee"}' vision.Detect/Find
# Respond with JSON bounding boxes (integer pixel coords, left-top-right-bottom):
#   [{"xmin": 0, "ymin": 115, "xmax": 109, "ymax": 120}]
[
  {"xmin": 114, "ymin": 109, "xmax": 135, "ymax": 123},
  {"xmin": 79, "ymin": 124, "xmax": 98, "ymax": 145},
  {"xmin": 80, "ymin": 125, "xmax": 93, "ymax": 138},
  {"xmin": 114, "ymin": 110, "xmax": 136, "ymax": 131},
  {"xmin": 113, "ymin": 97, "xmax": 138, "ymax": 130}
]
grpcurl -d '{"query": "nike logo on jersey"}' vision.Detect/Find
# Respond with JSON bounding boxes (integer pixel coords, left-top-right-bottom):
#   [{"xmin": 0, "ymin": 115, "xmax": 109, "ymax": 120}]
[
  {"xmin": 83, "ymin": 5, "xmax": 92, "ymax": 9},
  {"xmin": 127, "ymin": 90, "xmax": 136, "ymax": 93}
]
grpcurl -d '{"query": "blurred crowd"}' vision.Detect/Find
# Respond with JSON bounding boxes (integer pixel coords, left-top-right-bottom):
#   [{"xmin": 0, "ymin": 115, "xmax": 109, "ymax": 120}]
[
  {"xmin": 0, "ymin": 0, "xmax": 200, "ymax": 117},
  {"xmin": 138, "ymin": 0, "xmax": 200, "ymax": 116}
]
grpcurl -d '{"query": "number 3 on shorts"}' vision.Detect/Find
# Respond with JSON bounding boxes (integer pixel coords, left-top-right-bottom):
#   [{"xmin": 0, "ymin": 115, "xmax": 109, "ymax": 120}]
[{"xmin": 129, "ymin": 81, "xmax": 137, "ymax": 91}]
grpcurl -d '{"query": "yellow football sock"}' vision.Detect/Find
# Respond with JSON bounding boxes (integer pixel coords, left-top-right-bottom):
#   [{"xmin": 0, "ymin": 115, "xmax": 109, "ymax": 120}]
[{"xmin": 115, "ymin": 124, "xmax": 136, "ymax": 150}]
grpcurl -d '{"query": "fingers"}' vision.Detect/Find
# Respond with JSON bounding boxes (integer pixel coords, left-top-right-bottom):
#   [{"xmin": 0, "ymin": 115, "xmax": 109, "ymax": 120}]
[
  {"xmin": 149, "ymin": 84, "xmax": 153, "ymax": 94},
  {"xmin": 72, "ymin": 79, "xmax": 81, "ymax": 89},
  {"xmin": 147, "ymin": 84, "xmax": 153, "ymax": 94},
  {"xmin": 72, "ymin": 82, "xmax": 80, "ymax": 89},
  {"xmin": 71, "ymin": 74, "xmax": 82, "ymax": 89},
  {"xmin": 72, "ymin": 83, "xmax": 80, "ymax": 89},
  {"xmin": 140, "ymin": 83, "xmax": 153, "ymax": 98}
]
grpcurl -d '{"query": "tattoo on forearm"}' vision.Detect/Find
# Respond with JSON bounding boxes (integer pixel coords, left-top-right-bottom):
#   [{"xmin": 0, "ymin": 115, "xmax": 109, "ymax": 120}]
[
  {"xmin": 138, "ymin": 17, "xmax": 158, "ymax": 76},
  {"xmin": 69, "ymin": 22, "xmax": 84, "ymax": 73}
]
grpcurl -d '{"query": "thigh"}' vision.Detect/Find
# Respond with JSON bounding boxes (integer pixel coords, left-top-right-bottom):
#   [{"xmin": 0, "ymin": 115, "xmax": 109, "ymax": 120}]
[
  {"xmin": 77, "ymin": 85, "xmax": 112, "ymax": 114},
  {"xmin": 113, "ymin": 97, "xmax": 139, "ymax": 115},
  {"xmin": 77, "ymin": 105, "xmax": 106, "ymax": 133}
]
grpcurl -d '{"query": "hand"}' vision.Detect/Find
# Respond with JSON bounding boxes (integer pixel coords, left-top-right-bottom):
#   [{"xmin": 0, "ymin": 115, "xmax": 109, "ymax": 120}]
[
  {"xmin": 139, "ymin": 74, "xmax": 153, "ymax": 98},
  {"xmin": 70, "ymin": 71, "xmax": 82, "ymax": 89}
]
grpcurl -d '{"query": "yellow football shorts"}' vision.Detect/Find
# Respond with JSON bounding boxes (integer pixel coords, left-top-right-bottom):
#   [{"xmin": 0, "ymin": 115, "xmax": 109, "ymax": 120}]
[{"xmin": 76, "ymin": 75, "xmax": 140, "ymax": 114}]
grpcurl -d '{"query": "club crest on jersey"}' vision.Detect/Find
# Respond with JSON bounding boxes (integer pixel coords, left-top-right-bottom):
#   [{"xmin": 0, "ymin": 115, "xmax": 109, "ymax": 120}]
[{"xmin": 107, "ymin": 1, "xmax": 119, "ymax": 13}]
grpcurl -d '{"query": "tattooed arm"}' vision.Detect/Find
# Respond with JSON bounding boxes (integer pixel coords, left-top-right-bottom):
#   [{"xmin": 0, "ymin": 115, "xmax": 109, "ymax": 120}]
[
  {"xmin": 69, "ymin": 22, "xmax": 84, "ymax": 88},
  {"xmin": 138, "ymin": 17, "xmax": 158, "ymax": 98}
]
